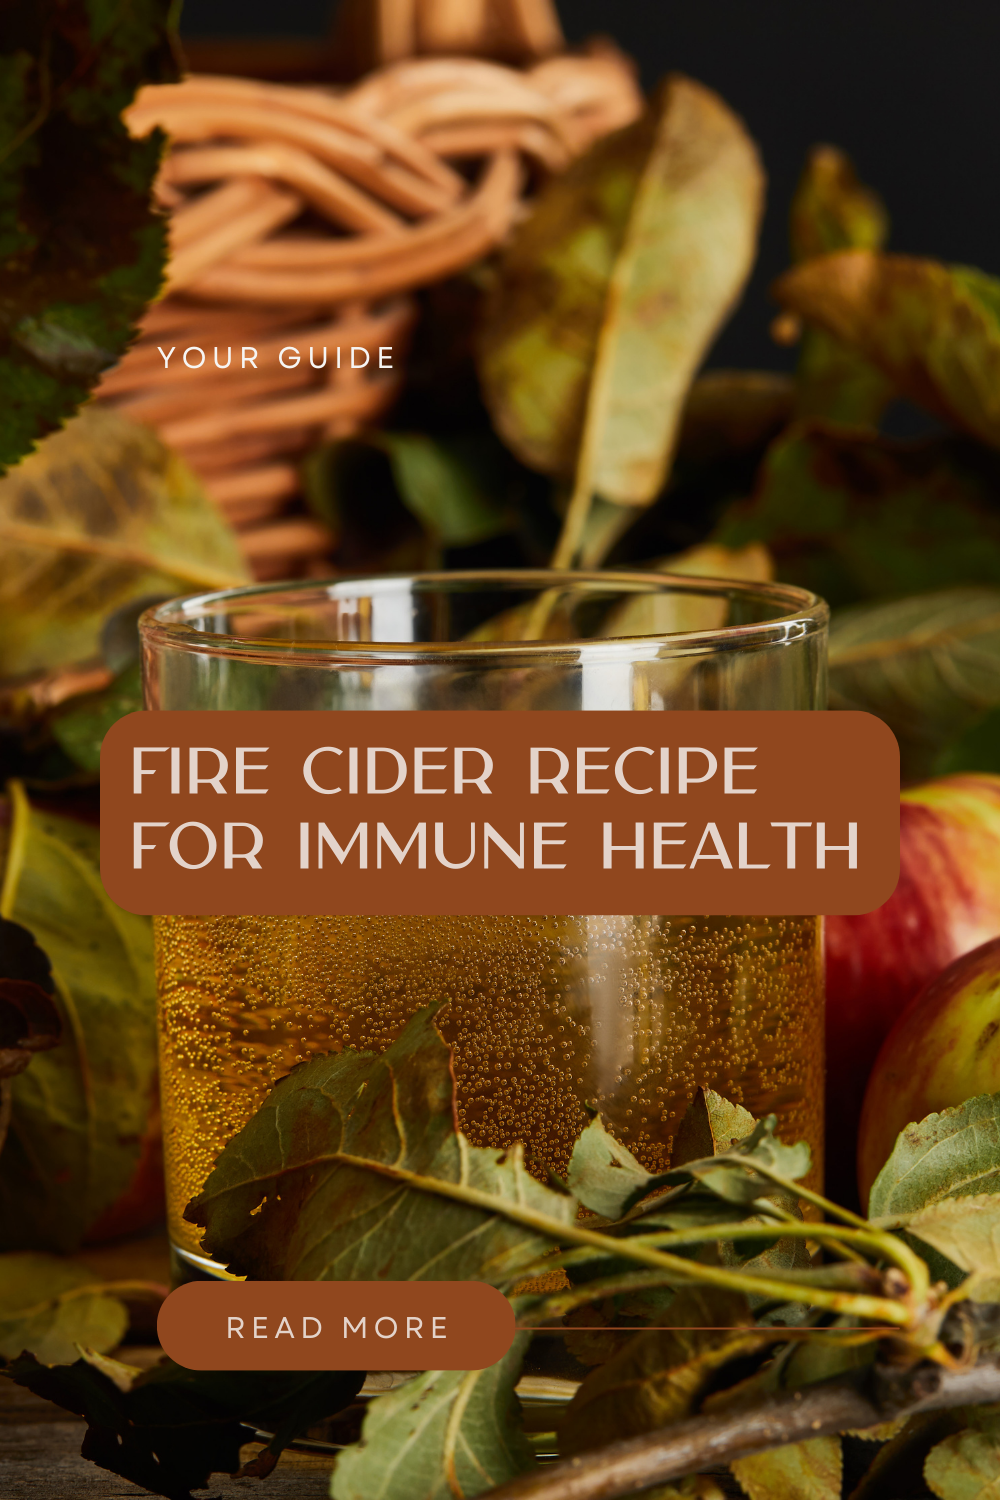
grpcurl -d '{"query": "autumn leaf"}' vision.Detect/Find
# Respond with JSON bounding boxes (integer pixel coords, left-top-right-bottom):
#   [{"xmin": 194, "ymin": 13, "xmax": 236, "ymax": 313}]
[
  {"xmin": 0, "ymin": 0, "xmax": 181, "ymax": 471},
  {"xmin": 187, "ymin": 1005, "xmax": 577, "ymax": 1284},
  {"xmin": 773, "ymin": 250, "xmax": 1000, "ymax": 447},
  {"xmin": 716, "ymin": 422, "xmax": 1000, "ymax": 611},
  {"xmin": 0, "ymin": 782, "xmax": 159, "ymax": 1251},
  {"xmin": 731, "ymin": 1436, "xmax": 842, "ymax": 1500},
  {"xmin": 869, "ymin": 1093, "xmax": 1000, "ymax": 1221},
  {"xmin": 826, "ymin": 588, "xmax": 1000, "ymax": 780},
  {"xmin": 925, "ymin": 1407, "xmax": 1000, "ymax": 1500},
  {"xmin": 479, "ymin": 74, "xmax": 764, "ymax": 567},
  {"xmin": 0, "ymin": 1250, "xmax": 161, "ymax": 1364},
  {"xmin": 906, "ymin": 1194, "xmax": 1000, "ymax": 1282},
  {"xmin": 331, "ymin": 1335, "xmax": 534, "ymax": 1500},
  {"xmin": 788, "ymin": 146, "xmax": 894, "ymax": 426},
  {"xmin": 672, "ymin": 1087, "xmax": 759, "ymax": 1167},
  {"xmin": 566, "ymin": 1113, "xmax": 667, "ymax": 1221},
  {"xmin": 0, "ymin": 404, "xmax": 248, "ymax": 679}
]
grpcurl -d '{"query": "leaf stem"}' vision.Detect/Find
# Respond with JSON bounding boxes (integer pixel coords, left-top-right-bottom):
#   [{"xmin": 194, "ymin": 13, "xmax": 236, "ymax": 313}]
[
  {"xmin": 0, "ymin": 779, "xmax": 30, "ymax": 920},
  {"xmin": 707, "ymin": 1155, "xmax": 873, "ymax": 1231},
  {"xmin": 258, "ymin": 1149, "xmax": 924, "ymax": 1328},
  {"xmin": 554, "ymin": 1220, "xmax": 923, "ymax": 1282},
  {"xmin": 550, "ymin": 478, "xmax": 593, "ymax": 570}
]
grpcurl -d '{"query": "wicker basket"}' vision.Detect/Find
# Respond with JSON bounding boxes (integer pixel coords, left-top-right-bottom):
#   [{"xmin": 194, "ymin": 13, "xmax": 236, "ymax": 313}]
[{"xmin": 96, "ymin": 47, "xmax": 642, "ymax": 578}]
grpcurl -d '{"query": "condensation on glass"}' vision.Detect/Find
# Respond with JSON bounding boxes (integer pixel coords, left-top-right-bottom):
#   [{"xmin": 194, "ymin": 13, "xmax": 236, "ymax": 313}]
[{"xmin": 141, "ymin": 571, "xmax": 829, "ymax": 1278}]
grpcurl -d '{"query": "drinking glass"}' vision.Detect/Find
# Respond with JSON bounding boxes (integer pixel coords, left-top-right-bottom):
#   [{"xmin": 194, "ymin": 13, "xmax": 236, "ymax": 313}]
[{"xmin": 141, "ymin": 570, "xmax": 828, "ymax": 1279}]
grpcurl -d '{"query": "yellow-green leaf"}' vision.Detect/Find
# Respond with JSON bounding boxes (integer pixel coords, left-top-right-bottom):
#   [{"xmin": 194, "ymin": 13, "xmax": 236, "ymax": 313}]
[
  {"xmin": 0, "ymin": 784, "xmax": 158, "ymax": 1251},
  {"xmin": 0, "ymin": 404, "xmax": 248, "ymax": 678},
  {"xmin": 773, "ymin": 251, "xmax": 1000, "ymax": 448},
  {"xmin": 827, "ymin": 588, "xmax": 1000, "ymax": 781},
  {"xmin": 479, "ymin": 74, "xmax": 764, "ymax": 566},
  {"xmin": 790, "ymin": 146, "xmax": 887, "ymax": 263},
  {"xmin": 0, "ymin": 1252, "xmax": 128, "ymax": 1364},
  {"xmin": 731, "ymin": 1436, "xmax": 842, "ymax": 1500},
  {"xmin": 573, "ymin": 77, "xmax": 764, "ymax": 508},
  {"xmin": 331, "ymin": 1336, "xmax": 534, "ymax": 1500},
  {"xmin": 788, "ymin": 147, "xmax": 894, "ymax": 427},
  {"xmin": 926, "ymin": 1424, "xmax": 1000, "ymax": 1500},
  {"xmin": 906, "ymin": 1193, "xmax": 1000, "ymax": 1278}
]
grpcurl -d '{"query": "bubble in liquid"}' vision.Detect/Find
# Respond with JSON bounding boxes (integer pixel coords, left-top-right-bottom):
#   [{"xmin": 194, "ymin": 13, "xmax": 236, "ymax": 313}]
[{"xmin": 155, "ymin": 913, "xmax": 824, "ymax": 1256}]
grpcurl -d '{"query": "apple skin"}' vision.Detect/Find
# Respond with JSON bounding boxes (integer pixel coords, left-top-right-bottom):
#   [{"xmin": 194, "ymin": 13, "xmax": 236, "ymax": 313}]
[
  {"xmin": 825, "ymin": 773, "xmax": 1000, "ymax": 1209},
  {"xmin": 857, "ymin": 935, "xmax": 1000, "ymax": 1207},
  {"xmin": 82, "ymin": 1084, "xmax": 164, "ymax": 1244}
]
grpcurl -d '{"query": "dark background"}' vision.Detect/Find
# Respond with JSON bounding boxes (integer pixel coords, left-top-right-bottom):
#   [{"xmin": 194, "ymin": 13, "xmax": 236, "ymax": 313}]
[{"xmin": 178, "ymin": 0, "xmax": 1000, "ymax": 372}]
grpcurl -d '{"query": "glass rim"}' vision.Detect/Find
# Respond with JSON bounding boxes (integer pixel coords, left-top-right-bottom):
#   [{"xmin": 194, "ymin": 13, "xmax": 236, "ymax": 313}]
[{"xmin": 140, "ymin": 569, "xmax": 828, "ymax": 663}]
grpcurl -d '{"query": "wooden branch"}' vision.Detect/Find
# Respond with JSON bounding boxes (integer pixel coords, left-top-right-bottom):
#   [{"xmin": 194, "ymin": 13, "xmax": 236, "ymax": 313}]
[{"xmin": 481, "ymin": 1360, "xmax": 1000, "ymax": 1500}]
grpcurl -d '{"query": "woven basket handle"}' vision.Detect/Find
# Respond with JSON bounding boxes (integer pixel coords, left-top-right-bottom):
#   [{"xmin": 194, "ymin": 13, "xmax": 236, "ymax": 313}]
[{"xmin": 333, "ymin": 0, "xmax": 565, "ymax": 73}]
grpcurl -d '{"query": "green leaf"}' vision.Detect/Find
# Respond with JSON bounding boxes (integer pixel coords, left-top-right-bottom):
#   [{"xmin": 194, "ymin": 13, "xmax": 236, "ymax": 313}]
[
  {"xmin": 49, "ymin": 661, "xmax": 143, "ymax": 774},
  {"xmin": 304, "ymin": 429, "xmax": 514, "ymax": 572},
  {"xmin": 827, "ymin": 588, "xmax": 1000, "ymax": 781},
  {"xmin": 557, "ymin": 1287, "xmax": 769, "ymax": 1457},
  {"xmin": 2, "ymin": 1349, "xmax": 363, "ymax": 1500},
  {"xmin": 869, "ymin": 1093, "xmax": 1000, "ymax": 1222},
  {"xmin": 566, "ymin": 1089, "xmax": 759, "ymax": 1221},
  {"xmin": 661, "ymin": 1114, "xmax": 811, "ymax": 1206},
  {"xmin": 731, "ymin": 1436, "xmax": 842, "ymax": 1500},
  {"xmin": 479, "ymin": 73, "xmax": 764, "ymax": 566},
  {"xmin": 374, "ymin": 431, "xmax": 513, "ymax": 545},
  {"xmin": 773, "ymin": 251, "xmax": 1000, "ymax": 448},
  {"xmin": 567, "ymin": 1114, "xmax": 664, "ymax": 1220},
  {"xmin": 672, "ymin": 1086, "xmax": 759, "ymax": 1167},
  {"xmin": 906, "ymin": 1195, "xmax": 1000, "ymax": 1280},
  {"xmin": 925, "ymin": 1412, "xmax": 1000, "ymax": 1500},
  {"xmin": 477, "ymin": 107, "xmax": 652, "ymax": 482},
  {"xmin": 0, "ymin": 405, "xmax": 248, "ymax": 678},
  {"xmin": 788, "ymin": 147, "xmax": 894, "ymax": 427},
  {"xmin": 0, "ymin": 1251, "xmax": 128, "ymax": 1363},
  {"xmin": 790, "ymin": 147, "xmax": 888, "ymax": 263},
  {"xmin": 331, "ymin": 1333, "xmax": 534, "ymax": 1500},
  {"xmin": 716, "ymin": 423, "xmax": 1000, "ymax": 610},
  {"xmin": 187, "ymin": 1005, "xmax": 577, "ymax": 1284},
  {"xmin": 0, "ymin": 0, "xmax": 180, "ymax": 471},
  {"xmin": 0, "ymin": 784, "xmax": 158, "ymax": 1251},
  {"xmin": 566, "ymin": 1092, "xmax": 773, "ymax": 1230}
]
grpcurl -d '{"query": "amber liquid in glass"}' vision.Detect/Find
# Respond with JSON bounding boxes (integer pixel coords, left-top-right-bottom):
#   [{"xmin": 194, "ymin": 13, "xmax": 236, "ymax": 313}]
[{"xmin": 156, "ymin": 914, "xmax": 823, "ymax": 1260}]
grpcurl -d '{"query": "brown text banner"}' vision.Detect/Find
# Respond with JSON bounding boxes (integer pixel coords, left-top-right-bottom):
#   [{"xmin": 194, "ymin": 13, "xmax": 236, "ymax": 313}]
[
  {"xmin": 157, "ymin": 1281, "xmax": 515, "ymax": 1371},
  {"xmin": 100, "ymin": 710, "xmax": 899, "ymax": 916}
]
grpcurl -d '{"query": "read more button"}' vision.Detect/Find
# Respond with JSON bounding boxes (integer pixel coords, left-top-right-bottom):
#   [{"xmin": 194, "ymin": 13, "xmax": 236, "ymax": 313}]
[{"xmin": 157, "ymin": 1281, "xmax": 515, "ymax": 1371}]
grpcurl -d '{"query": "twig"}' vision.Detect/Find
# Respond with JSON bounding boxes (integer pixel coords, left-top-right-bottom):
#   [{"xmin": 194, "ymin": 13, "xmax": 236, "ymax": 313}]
[
  {"xmin": 481, "ymin": 1360, "xmax": 1000, "ymax": 1500},
  {"xmin": 192, "ymin": 1146, "xmax": 920, "ymax": 1327}
]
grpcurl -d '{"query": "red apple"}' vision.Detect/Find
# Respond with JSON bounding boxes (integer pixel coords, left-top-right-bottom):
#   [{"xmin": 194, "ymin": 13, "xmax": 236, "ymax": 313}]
[
  {"xmin": 825, "ymin": 773, "xmax": 1000, "ymax": 1208},
  {"xmin": 857, "ymin": 935, "xmax": 1000, "ymax": 1207},
  {"xmin": 82, "ymin": 1084, "xmax": 164, "ymax": 1244}
]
